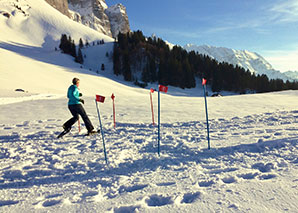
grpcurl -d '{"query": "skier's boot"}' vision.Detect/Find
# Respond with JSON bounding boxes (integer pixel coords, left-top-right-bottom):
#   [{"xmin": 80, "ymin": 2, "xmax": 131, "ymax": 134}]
[
  {"xmin": 87, "ymin": 129, "xmax": 100, "ymax": 136},
  {"xmin": 63, "ymin": 124, "xmax": 71, "ymax": 133}
]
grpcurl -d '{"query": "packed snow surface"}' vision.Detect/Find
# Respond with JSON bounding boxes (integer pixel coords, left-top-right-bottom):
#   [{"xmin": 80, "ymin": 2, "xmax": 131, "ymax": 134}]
[{"xmin": 0, "ymin": 0, "xmax": 298, "ymax": 212}]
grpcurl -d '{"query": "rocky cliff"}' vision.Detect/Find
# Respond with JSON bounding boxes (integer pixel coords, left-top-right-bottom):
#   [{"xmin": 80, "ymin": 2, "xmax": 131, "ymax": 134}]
[
  {"xmin": 44, "ymin": 0, "xmax": 70, "ymax": 17},
  {"xmin": 44, "ymin": 0, "xmax": 130, "ymax": 38},
  {"xmin": 105, "ymin": 4, "xmax": 130, "ymax": 38},
  {"xmin": 68, "ymin": 0, "xmax": 112, "ymax": 37}
]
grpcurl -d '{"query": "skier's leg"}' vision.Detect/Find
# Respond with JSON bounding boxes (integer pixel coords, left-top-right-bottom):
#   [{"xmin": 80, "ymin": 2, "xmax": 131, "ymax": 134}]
[
  {"xmin": 77, "ymin": 105, "xmax": 94, "ymax": 132},
  {"xmin": 63, "ymin": 105, "xmax": 79, "ymax": 130}
]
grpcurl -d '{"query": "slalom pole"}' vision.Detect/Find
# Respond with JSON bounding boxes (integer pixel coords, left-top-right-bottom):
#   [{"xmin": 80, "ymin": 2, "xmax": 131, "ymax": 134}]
[
  {"xmin": 202, "ymin": 80, "xmax": 210, "ymax": 149},
  {"xmin": 78, "ymin": 118, "xmax": 81, "ymax": 133},
  {"xmin": 150, "ymin": 90, "xmax": 155, "ymax": 125},
  {"xmin": 157, "ymin": 85, "xmax": 168, "ymax": 156},
  {"xmin": 111, "ymin": 93, "xmax": 116, "ymax": 128},
  {"xmin": 158, "ymin": 90, "xmax": 161, "ymax": 156},
  {"xmin": 95, "ymin": 99, "xmax": 108, "ymax": 164}
]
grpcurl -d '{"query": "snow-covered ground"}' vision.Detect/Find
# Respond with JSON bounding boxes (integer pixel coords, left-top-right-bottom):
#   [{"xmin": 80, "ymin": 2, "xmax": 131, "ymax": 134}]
[
  {"xmin": 1, "ymin": 90, "xmax": 298, "ymax": 212},
  {"xmin": 1, "ymin": 0, "xmax": 298, "ymax": 212}
]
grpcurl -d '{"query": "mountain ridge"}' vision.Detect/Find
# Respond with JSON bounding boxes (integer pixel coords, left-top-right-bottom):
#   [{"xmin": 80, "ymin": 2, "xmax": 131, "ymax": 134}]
[{"xmin": 184, "ymin": 44, "xmax": 298, "ymax": 82}]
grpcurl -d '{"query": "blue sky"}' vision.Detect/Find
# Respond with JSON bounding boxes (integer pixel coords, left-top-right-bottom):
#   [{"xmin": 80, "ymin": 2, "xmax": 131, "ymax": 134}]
[{"xmin": 107, "ymin": 0, "xmax": 298, "ymax": 72}]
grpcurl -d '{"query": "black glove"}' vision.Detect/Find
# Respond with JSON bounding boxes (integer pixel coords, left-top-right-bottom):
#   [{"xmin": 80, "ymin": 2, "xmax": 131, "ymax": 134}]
[
  {"xmin": 79, "ymin": 99, "xmax": 85, "ymax": 104},
  {"xmin": 79, "ymin": 93, "xmax": 83, "ymax": 97}
]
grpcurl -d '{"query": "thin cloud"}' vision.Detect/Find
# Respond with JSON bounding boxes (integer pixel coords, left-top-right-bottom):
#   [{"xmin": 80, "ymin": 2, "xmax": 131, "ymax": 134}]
[
  {"xmin": 269, "ymin": 0, "xmax": 298, "ymax": 23},
  {"xmin": 263, "ymin": 48, "xmax": 298, "ymax": 72}
]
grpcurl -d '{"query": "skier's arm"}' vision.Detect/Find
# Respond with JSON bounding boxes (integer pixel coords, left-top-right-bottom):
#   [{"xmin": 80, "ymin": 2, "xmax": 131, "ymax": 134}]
[{"xmin": 72, "ymin": 88, "xmax": 81, "ymax": 101}]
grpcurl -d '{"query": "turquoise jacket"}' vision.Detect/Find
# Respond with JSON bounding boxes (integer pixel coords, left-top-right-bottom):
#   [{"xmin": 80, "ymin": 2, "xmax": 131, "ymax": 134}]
[{"xmin": 67, "ymin": 85, "xmax": 80, "ymax": 105}]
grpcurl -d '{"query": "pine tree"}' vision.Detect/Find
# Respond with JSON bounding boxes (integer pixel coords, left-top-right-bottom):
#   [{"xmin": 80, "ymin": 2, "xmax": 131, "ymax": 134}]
[
  {"xmin": 76, "ymin": 48, "xmax": 84, "ymax": 64},
  {"xmin": 59, "ymin": 34, "xmax": 68, "ymax": 53},
  {"xmin": 113, "ymin": 44, "xmax": 121, "ymax": 75},
  {"xmin": 71, "ymin": 40, "xmax": 76, "ymax": 58},
  {"xmin": 123, "ymin": 52, "xmax": 131, "ymax": 81},
  {"xmin": 79, "ymin": 38, "xmax": 84, "ymax": 49}
]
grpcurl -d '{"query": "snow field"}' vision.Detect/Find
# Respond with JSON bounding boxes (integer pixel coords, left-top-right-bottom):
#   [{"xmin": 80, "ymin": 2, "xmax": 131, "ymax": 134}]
[{"xmin": 0, "ymin": 105, "xmax": 297, "ymax": 212}]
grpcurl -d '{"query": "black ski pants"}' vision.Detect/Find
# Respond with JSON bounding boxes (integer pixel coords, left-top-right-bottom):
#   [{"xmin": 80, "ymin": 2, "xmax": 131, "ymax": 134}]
[{"xmin": 63, "ymin": 104, "xmax": 94, "ymax": 132}]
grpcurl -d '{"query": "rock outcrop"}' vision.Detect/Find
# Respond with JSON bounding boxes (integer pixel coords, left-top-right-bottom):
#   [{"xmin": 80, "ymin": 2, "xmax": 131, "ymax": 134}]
[
  {"xmin": 105, "ymin": 4, "xmax": 130, "ymax": 38},
  {"xmin": 68, "ymin": 0, "xmax": 112, "ymax": 37},
  {"xmin": 45, "ymin": 0, "xmax": 130, "ymax": 38},
  {"xmin": 44, "ymin": 0, "xmax": 70, "ymax": 17}
]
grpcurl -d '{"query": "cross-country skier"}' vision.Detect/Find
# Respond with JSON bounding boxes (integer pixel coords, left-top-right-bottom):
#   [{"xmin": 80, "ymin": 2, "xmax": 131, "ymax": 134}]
[{"xmin": 59, "ymin": 77, "xmax": 97, "ymax": 137}]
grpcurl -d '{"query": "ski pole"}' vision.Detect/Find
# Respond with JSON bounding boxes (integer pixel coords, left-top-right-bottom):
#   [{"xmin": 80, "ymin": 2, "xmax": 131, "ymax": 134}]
[
  {"xmin": 95, "ymin": 99, "xmax": 108, "ymax": 164},
  {"xmin": 150, "ymin": 90, "xmax": 155, "ymax": 125},
  {"xmin": 202, "ymin": 79, "xmax": 210, "ymax": 149}
]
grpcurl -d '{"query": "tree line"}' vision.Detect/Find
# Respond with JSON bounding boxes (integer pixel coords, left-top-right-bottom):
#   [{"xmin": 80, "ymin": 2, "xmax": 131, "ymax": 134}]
[
  {"xmin": 113, "ymin": 31, "xmax": 298, "ymax": 93},
  {"xmin": 59, "ymin": 34, "xmax": 106, "ymax": 65}
]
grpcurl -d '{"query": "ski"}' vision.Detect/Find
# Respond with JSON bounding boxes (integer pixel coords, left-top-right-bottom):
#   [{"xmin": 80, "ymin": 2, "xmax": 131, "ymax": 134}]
[
  {"xmin": 57, "ymin": 129, "xmax": 71, "ymax": 138},
  {"xmin": 85, "ymin": 129, "xmax": 100, "ymax": 136}
]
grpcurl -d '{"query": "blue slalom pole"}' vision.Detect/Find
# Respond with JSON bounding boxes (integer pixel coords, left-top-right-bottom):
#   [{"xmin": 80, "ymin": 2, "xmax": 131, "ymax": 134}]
[
  {"xmin": 158, "ymin": 90, "xmax": 161, "ymax": 156},
  {"xmin": 203, "ymin": 84, "xmax": 210, "ymax": 149},
  {"xmin": 95, "ymin": 100, "xmax": 108, "ymax": 164}
]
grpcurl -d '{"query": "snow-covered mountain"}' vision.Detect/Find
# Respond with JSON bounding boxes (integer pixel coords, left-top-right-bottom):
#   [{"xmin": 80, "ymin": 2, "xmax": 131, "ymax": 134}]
[
  {"xmin": 184, "ymin": 44, "xmax": 298, "ymax": 82},
  {"xmin": 284, "ymin": 70, "xmax": 298, "ymax": 81}
]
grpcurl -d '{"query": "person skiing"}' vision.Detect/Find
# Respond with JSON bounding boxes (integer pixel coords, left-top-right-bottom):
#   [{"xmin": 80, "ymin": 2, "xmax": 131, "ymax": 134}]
[{"xmin": 58, "ymin": 78, "xmax": 97, "ymax": 138}]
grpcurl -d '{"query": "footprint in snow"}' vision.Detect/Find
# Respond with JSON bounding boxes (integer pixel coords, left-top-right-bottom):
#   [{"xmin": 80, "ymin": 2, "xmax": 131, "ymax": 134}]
[
  {"xmin": 119, "ymin": 184, "xmax": 148, "ymax": 193},
  {"xmin": 180, "ymin": 192, "xmax": 201, "ymax": 204},
  {"xmin": 252, "ymin": 162, "xmax": 275, "ymax": 173},
  {"xmin": 0, "ymin": 200, "xmax": 19, "ymax": 207},
  {"xmin": 81, "ymin": 191, "xmax": 99, "ymax": 201},
  {"xmin": 258, "ymin": 174, "xmax": 277, "ymax": 180},
  {"xmin": 156, "ymin": 182, "xmax": 176, "ymax": 187},
  {"xmin": 221, "ymin": 176, "xmax": 237, "ymax": 184},
  {"xmin": 42, "ymin": 199, "xmax": 62, "ymax": 207},
  {"xmin": 198, "ymin": 180, "xmax": 215, "ymax": 187},
  {"xmin": 237, "ymin": 172, "xmax": 259, "ymax": 180},
  {"xmin": 113, "ymin": 205, "xmax": 141, "ymax": 213},
  {"xmin": 145, "ymin": 194, "xmax": 174, "ymax": 207},
  {"xmin": 45, "ymin": 194, "xmax": 63, "ymax": 199}
]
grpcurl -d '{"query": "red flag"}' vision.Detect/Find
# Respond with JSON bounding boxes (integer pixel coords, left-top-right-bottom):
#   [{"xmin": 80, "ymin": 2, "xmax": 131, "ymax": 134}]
[
  {"xmin": 159, "ymin": 85, "xmax": 168, "ymax": 93},
  {"xmin": 150, "ymin": 88, "xmax": 155, "ymax": 93},
  {"xmin": 96, "ymin": 95, "xmax": 105, "ymax": 103},
  {"xmin": 202, "ymin": 78, "xmax": 207, "ymax": 86},
  {"xmin": 111, "ymin": 93, "xmax": 115, "ymax": 100}
]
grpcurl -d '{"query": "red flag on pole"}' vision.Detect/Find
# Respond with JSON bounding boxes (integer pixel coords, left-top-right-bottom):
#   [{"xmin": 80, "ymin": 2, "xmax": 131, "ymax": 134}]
[
  {"xmin": 159, "ymin": 85, "xmax": 168, "ymax": 93},
  {"xmin": 96, "ymin": 95, "xmax": 105, "ymax": 103},
  {"xmin": 202, "ymin": 78, "xmax": 207, "ymax": 86},
  {"xmin": 150, "ymin": 88, "xmax": 155, "ymax": 93},
  {"xmin": 111, "ymin": 93, "xmax": 116, "ymax": 128}
]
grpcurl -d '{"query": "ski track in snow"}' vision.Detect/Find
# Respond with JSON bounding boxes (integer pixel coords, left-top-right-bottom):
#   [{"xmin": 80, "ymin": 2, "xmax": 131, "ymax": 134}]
[{"xmin": 0, "ymin": 110, "xmax": 297, "ymax": 212}]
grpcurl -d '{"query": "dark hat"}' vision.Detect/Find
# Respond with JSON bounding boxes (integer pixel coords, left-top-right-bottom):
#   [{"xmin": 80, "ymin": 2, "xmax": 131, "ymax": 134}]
[{"xmin": 72, "ymin": 78, "xmax": 80, "ymax": 85}]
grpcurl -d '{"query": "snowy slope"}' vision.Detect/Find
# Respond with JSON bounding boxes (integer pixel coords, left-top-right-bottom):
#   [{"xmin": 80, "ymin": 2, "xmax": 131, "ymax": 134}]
[
  {"xmin": 184, "ymin": 44, "xmax": 298, "ymax": 82},
  {"xmin": 1, "ymin": 0, "xmax": 298, "ymax": 212},
  {"xmin": 0, "ymin": 0, "xmax": 113, "ymax": 47},
  {"xmin": 0, "ymin": 87, "xmax": 298, "ymax": 212},
  {"xmin": 0, "ymin": 0, "xmax": 116, "ymax": 94}
]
